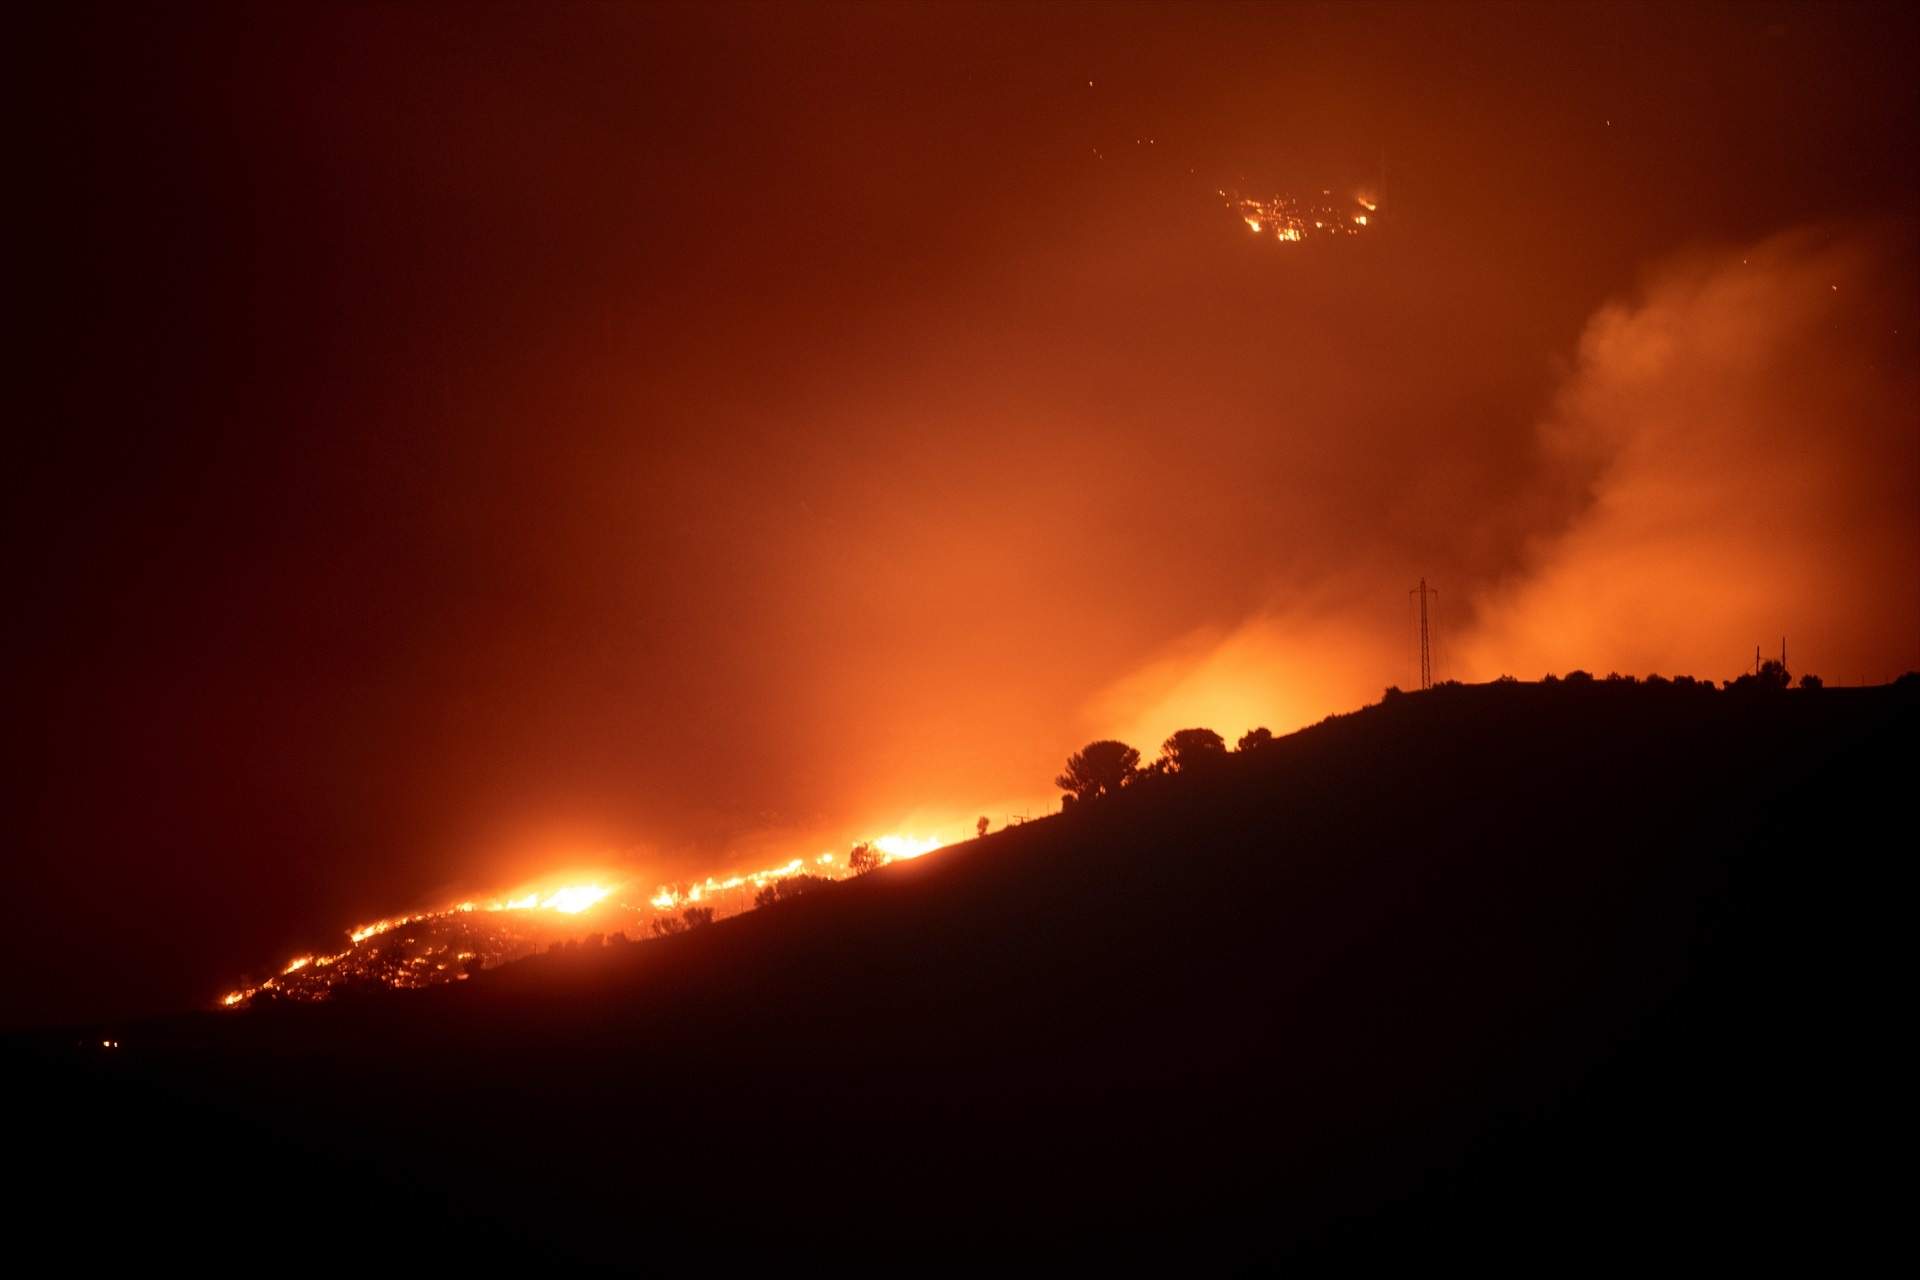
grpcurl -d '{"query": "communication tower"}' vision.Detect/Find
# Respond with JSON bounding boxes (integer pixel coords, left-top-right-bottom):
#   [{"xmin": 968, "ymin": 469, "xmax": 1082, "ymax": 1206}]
[{"xmin": 1410, "ymin": 578, "xmax": 1438, "ymax": 690}]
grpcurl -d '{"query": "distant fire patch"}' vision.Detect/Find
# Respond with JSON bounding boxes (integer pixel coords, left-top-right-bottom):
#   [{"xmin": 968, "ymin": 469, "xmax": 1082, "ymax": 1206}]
[{"xmin": 1222, "ymin": 189, "xmax": 1376, "ymax": 242}]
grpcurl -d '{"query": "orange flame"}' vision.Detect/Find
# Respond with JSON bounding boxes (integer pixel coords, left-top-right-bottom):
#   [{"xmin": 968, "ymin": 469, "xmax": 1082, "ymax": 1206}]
[{"xmin": 219, "ymin": 834, "xmax": 955, "ymax": 1009}]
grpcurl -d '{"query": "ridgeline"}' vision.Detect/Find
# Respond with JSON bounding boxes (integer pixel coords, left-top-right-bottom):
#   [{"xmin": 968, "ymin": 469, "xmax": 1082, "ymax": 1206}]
[{"xmin": 15, "ymin": 677, "xmax": 1914, "ymax": 1268}]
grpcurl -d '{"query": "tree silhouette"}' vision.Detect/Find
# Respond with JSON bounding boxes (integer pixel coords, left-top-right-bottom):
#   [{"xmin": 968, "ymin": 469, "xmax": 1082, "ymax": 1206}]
[
  {"xmin": 1055, "ymin": 740, "xmax": 1141, "ymax": 802},
  {"xmin": 650, "ymin": 906, "xmax": 714, "ymax": 937},
  {"xmin": 1160, "ymin": 728, "xmax": 1226, "ymax": 772},
  {"xmin": 976, "ymin": 816, "xmax": 990, "ymax": 838},
  {"xmin": 848, "ymin": 842, "xmax": 883, "ymax": 875},
  {"xmin": 1728, "ymin": 659, "xmax": 1791, "ymax": 692},
  {"xmin": 1236, "ymin": 727, "xmax": 1273, "ymax": 752}
]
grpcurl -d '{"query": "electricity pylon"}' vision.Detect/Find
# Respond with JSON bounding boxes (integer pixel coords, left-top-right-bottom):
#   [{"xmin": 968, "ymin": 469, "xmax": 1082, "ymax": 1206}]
[{"xmin": 1410, "ymin": 578, "xmax": 1437, "ymax": 690}]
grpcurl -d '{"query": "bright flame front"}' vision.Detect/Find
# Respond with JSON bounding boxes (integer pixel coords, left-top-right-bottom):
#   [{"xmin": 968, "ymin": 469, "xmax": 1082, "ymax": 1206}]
[
  {"xmin": 219, "ymin": 834, "xmax": 957, "ymax": 1009},
  {"xmin": 540, "ymin": 885, "xmax": 613, "ymax": 914}
]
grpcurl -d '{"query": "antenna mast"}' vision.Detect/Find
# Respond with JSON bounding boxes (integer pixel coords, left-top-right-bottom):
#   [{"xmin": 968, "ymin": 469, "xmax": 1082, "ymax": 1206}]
[{"xmin": 1410, "ymin": 578, "xmax": 1437, "ymax": 690}]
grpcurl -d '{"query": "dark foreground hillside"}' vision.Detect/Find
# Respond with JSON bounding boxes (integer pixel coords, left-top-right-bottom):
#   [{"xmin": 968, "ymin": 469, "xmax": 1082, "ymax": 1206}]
[{"xmin": 13, "ymin": 680, "xmax": 1914, "ymax": 1269}]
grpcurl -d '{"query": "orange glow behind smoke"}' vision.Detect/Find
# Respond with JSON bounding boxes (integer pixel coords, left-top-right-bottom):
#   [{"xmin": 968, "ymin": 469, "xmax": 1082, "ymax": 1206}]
[{"xmin": 206, "ymin": 231, "xmax": 1920, "ymax": 1016}]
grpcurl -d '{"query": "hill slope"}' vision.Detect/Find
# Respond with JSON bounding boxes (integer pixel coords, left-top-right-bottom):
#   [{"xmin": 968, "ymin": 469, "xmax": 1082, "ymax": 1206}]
[{"xmin": 15, "ymin": 680, "xmax": 1914, "ymax": 1268}]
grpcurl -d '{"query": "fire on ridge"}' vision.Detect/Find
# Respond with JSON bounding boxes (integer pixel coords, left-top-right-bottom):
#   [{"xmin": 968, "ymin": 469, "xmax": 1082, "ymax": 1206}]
[{"xmin": 216, "ymin": 834, "xmax": 945, "ymax": 1010}]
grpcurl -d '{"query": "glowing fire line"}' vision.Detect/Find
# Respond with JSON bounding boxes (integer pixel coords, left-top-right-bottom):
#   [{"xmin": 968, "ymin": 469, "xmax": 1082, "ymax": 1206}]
[{"xmin": 219, "ymin": 836, "xmax": 945, "ymax": 1009}]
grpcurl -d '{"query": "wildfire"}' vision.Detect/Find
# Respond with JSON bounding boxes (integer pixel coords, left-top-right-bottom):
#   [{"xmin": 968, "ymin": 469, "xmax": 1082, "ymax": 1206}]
[
  {"xmin": 873, "ymin": 834, "xmax": 941, "ymax": 860},
  {"xmin": 220, "ymin": 880, "xmax": 626, "ymax": 1008},
  {"xmin": 217, "ymin": 835, "xmax": 950, "ymax": 1009},
  {"xmin": 1220, "ymin": 188, "xmax": 1376, "ymax": 243},
  {"xmin": 538, "ymin": 884, "xmax": 613, "ymax": 913}
]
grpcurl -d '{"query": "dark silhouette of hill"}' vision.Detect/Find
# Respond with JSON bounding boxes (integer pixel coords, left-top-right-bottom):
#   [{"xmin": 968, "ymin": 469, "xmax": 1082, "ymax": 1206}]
[{"xmin": 12, "ymin": 679, "xmax": 1914, "ymax": 1269}]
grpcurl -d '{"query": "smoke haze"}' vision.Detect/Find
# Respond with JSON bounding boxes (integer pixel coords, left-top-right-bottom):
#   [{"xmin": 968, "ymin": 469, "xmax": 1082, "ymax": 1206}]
[
  {"xmin": 1100, "ymin": 225, "xmax": 1919, "ymax": 747},
  {"xmin": 10, "ymin": 3, "xmax": 1917, "ymax": 1024},
  {"xmin": 1463, "ymin": 227, "xmax": 1918, "ymax": 685}
]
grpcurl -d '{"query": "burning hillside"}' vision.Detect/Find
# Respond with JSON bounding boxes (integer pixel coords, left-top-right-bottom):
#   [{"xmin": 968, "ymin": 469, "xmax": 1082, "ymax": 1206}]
[{"xmin": 217, "ymin": 834, "xmax": 943, "ymax": 1009}]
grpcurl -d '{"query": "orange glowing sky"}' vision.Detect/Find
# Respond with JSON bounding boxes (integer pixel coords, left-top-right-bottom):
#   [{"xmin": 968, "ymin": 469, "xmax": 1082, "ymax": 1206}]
[{"xmin": 8, "ymin": 1, "xmax": 1918, "ymax": 1026}]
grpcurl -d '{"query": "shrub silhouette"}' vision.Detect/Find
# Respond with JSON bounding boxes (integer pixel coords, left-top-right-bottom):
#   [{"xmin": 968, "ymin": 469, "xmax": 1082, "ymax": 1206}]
[
  {"xmin": 754, "ymin": 875, "xmax": 830, "ymax": 908},
  {"xmin": 1237, "ymin": 727, "xmax": 1273, "ymax": 751},
  {"xmin": 1056, "ymin": 740, "xmax": 1141, "ymax": 802},
  {"xmin": 1799, "ymin": 673, "xmax": 1824, "ymax": 690},
  {"xmin": 1160, "ymin": 728, "xmax": 1227, "ymax": 773},
  {"xmin": 650, "ymin": 907, "xmax": 714, "ymax": 937},
  {"xmin": 848, "ymin": 842, "xmax": 883, "ymax": 876}
]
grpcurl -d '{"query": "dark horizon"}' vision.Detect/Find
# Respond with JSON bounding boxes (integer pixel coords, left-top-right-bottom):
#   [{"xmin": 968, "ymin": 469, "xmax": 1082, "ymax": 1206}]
[{"xmin": 11, "ymin": 1, "xmax": 1919, "ymax": 1027}]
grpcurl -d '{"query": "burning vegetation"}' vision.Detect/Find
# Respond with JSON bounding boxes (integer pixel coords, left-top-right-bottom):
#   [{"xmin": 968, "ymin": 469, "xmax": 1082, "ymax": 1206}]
[
  {"xmin": 217, "ymin": 835, "xmax": 943, "ymax": 1009},
  {"xmin": 1221, "ymin": 188, "xmax": 1376, "ymax": 242}
]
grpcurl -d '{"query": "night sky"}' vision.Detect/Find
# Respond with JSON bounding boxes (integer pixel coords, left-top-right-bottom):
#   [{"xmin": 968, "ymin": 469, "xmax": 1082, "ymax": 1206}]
[{"xmin": 12, "ymin": 2, "xmax": 1917, "ymax": 1026}]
